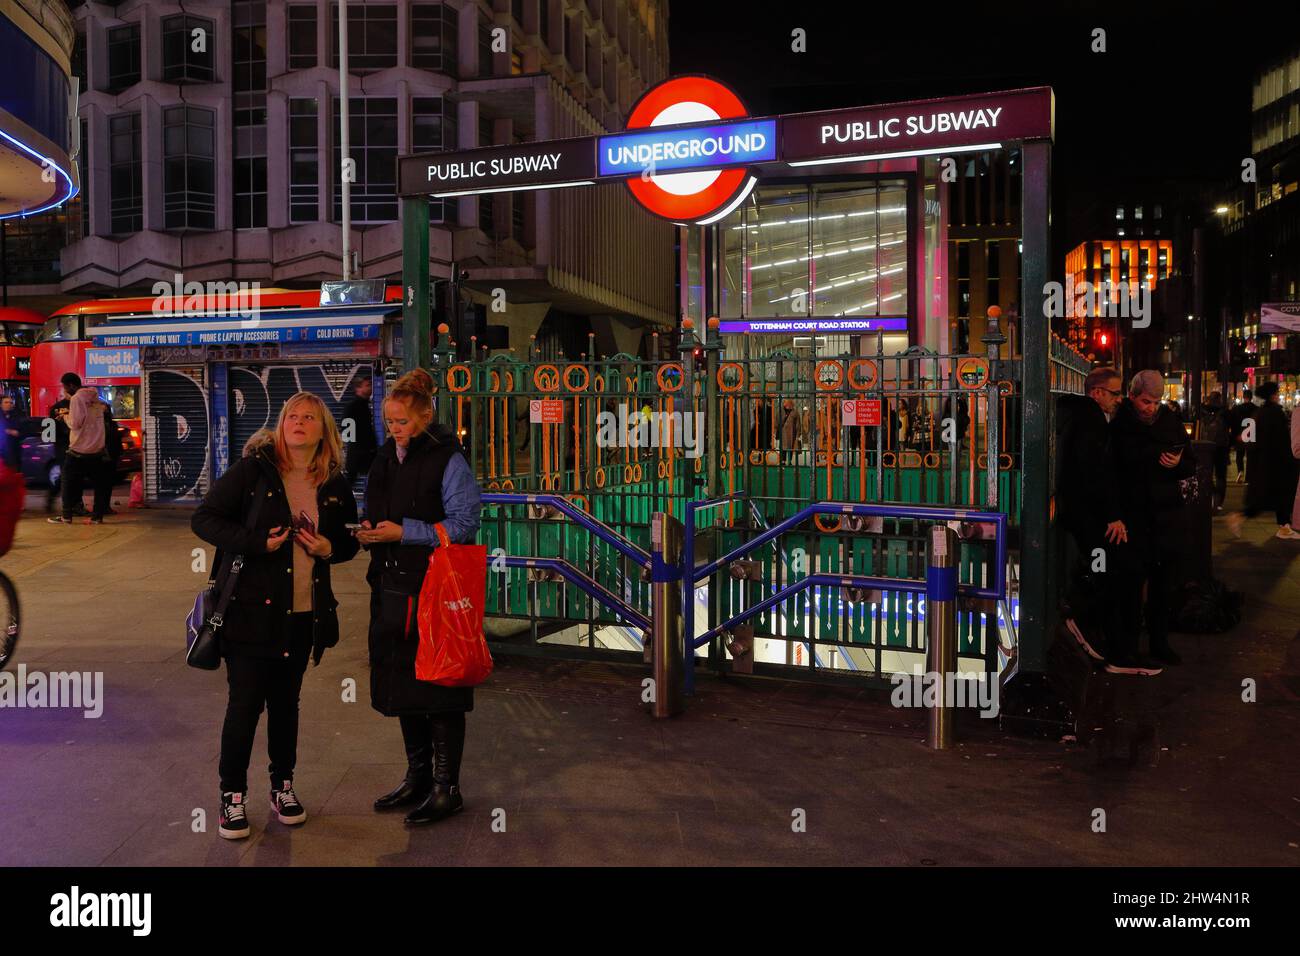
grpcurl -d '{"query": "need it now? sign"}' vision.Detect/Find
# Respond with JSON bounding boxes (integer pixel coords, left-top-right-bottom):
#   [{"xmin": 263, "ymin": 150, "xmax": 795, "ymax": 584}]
[{"xmin": 84, "ymin": 347, "xmax": 140, "ymax": 381}]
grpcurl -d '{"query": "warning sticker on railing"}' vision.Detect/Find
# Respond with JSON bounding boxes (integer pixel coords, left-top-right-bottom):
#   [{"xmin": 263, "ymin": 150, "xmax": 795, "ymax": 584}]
[
  {"xmin": 842, "ymin": 399, "xmax": 882, "ymax": 426},
  {"xmin": 530, "ymin": 399, "xmax": 564, "ymax": 423}
]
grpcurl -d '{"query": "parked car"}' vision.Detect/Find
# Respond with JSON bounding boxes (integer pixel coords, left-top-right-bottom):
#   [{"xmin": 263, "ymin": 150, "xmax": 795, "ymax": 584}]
[{"xmin": 19, "ymin": 418, "xmax": 141, "ymax": 487}]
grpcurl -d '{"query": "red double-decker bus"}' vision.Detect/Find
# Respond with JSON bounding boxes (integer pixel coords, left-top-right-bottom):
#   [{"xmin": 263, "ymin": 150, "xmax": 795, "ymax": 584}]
[{"xmin": 0, "ymin": 306, "xmax": 45, "ymax": 413}]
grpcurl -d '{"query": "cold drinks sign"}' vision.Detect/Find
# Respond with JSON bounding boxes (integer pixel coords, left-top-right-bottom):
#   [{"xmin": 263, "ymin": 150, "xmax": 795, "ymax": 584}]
[{"xmin": 397, "ymin": 80, "xmax": 1052, "ymax": 223}]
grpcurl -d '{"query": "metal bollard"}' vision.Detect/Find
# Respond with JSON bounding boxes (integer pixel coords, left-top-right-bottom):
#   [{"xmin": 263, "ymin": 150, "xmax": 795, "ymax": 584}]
[
  {"xmin": 926, "ymin": 523, "xmax": 960, "ymax": 749},
  {"xmin": 650, "ymin": 511, "xmax": 684, "ymax": 718}
]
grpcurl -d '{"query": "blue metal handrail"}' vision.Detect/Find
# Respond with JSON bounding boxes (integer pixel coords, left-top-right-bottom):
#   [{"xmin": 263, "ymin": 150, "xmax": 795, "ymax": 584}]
[
  {"xmin": 482, "ymin": 492, "xmax": 651, "ymax": 568},
  {"xmin": 683, "ymin": 495, "xmax": 1010, "ymax": 693},
  {"xmin": 497, "ymin": 556, "xmax": 650, "ymax": 633}
]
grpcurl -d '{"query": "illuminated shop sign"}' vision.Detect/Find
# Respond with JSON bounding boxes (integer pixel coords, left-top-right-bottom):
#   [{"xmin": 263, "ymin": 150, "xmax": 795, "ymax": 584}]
[
  {"xmin": 597, "ymin": 119, "xmax": 777, "ymax": 178},
  {"xmin": 718, "ymin": 317, "xmax": 910, "ymax": 334}
]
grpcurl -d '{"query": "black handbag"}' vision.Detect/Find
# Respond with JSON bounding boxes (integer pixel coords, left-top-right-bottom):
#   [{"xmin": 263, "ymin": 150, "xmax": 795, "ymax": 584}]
[{"xmin": 185, "ymin": 476, "xmax": 267, "ymax": 669}]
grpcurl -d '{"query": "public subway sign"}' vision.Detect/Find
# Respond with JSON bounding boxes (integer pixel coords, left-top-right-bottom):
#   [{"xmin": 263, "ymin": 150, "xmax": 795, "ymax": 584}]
[
  {"xmin": 397, "ymin": 137, "xmax": 597, "ymax": 198},
  {"xmin": 781, "ymin": 87, "xmax": 1054, "ymax": 165}
]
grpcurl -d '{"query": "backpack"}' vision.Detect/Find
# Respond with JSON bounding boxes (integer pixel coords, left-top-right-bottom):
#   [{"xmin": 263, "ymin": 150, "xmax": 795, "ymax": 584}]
[
  {"xmin": 1170, "ymin": 578, "xmax": 1243, "ymax": 633},
  {"xmin": 1200, "ymin": 410, "xmax": 1229, "ymax": 446}
]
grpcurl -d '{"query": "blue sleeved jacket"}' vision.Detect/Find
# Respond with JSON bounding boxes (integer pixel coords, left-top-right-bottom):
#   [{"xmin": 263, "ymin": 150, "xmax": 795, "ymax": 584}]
[{"xmin": 400, "ymin": 453, "xmax": 482, "ymax": 547}]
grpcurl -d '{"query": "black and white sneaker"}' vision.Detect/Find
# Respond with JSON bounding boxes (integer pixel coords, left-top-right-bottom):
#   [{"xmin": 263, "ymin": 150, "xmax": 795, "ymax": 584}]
[
  {"xmin": 219, "ymin": 791, "xmax": 250, "ymax": 840},
  {"xmin": 1104, "ymin": 655, "xmax": 1163, "ymax": 677},
  {"xmin": 1065, "ymin": 618, "xmax": 1105, "ymax": 662},
  {"xmin": 271, "ymin": 781, "xmax": 307, "ymax": 825}
]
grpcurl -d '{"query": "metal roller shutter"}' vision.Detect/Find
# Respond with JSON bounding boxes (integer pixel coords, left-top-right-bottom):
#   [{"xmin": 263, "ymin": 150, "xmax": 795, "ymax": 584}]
[
  {"xmin": 228, "ymin": 360, "xmax": 378, "ymax": 463},
  {"xmin": 143, "ymin": 366, "xmax": 210, "ymax": 503}
]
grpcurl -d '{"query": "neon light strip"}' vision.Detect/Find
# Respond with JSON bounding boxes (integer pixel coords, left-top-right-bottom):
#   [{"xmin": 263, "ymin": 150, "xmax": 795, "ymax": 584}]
[
  {"xmin": 787, "ymin": 142, "xmax": 1003, "ymax": 168},
  {"xmin": 432, "ymin": 179, "xmax": 595, "ymax": 198},
  {"xmin": 0, "ymin": 125, "xmax": 77, "ymax": 219}
]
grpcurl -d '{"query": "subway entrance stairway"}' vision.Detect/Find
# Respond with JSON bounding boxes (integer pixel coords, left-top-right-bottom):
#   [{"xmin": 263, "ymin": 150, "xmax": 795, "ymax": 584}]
[{"xmin": 0, "ymin": 481, "xmax": 1296, "ymax": 866}]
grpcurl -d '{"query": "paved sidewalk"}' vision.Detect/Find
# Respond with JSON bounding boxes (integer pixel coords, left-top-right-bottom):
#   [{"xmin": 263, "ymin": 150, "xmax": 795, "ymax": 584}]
[{"xmin": 0, "ymin": 481, "xmax": 1296, "ymax": 866}]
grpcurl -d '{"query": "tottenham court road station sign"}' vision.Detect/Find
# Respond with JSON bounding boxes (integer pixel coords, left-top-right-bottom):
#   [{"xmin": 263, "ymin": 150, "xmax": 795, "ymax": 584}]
[{"xmin": 398, "ymin": 78, "xmax": 1052, "ymax": 226}]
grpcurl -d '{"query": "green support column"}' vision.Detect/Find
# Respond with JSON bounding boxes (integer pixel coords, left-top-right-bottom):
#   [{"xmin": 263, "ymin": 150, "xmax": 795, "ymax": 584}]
[
  {"xmin": 401, "ymin": 197, "xmax": 431, "ymax": 373},
  {"xmin": 1018, "ymin": 141, "xmax": 1052, "ymax": 673}
]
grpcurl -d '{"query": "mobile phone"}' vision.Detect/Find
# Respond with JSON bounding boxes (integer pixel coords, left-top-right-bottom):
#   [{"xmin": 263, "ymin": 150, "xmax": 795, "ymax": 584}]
[
  {"xmin": 294, "ymin": 511, "xmax": 316, "ymax": 536},
  {"xmin": 344, "ymin": 523, "xmax": 362, "ymax": 533}
]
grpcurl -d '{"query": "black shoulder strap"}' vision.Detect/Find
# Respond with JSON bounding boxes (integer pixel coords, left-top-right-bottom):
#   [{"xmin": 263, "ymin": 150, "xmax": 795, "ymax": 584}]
[{"xmin": 210, "ymin": 473, "xmax": 268, "ymax": 628}]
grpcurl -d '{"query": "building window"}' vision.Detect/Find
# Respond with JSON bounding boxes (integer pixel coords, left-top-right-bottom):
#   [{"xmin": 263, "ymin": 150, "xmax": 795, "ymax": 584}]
[
  {"xmin": 162, "ymin": 15, "xmax": 216, "ymax": 83},
  {"xmin": 234, "ymin": 158, "xmax": 267, "ymax": 229},
  {"xmin": 109, "ymin": 113, "xmax": 143, "ymax": 234},
  {"xmin": 332, "ymin": 97, "xmax": 398, "ymax": 223},
  {"xmin": 79, "ymin": 119, "xmax": 89, "ymax": 237},
  {"xmin": 1154, "ymin": 204, "xmax": 1163, "ymax": 219},
  {"xmin": 232, "ymin": 3, "xmax": 267, "ymax": 124},
  {"xmin": 1115, "ymin": 205, "xmax": 1125, "ymax": 220},
  {"xmin": 478, "ymin": 21, "xmax": 495, "ymax": 77},
  {"xmin": 413, "ymin": 97, "xmax": 456, "ymax": 223},
  {"xmin": 956, "ymin": 240, "xmax": 971, "ymax": 318},
  {"xmin": 986, "ymin": 240, "xmax": 1000, "ymax": 310},
  {"xmin": 289, "ymin": 99, "xmax": 319, "ymax": 223},
  {"xmin": 163, "ymin": 106, "xmax": 217, "ymax": 230},
  {"xmin": 72, "ymin": 33, "xmax": 86, "ymax": 93},
  {"xmin": 411, "ymin": 4, "xmax": 459, "ymax": 72},
  {"xmin": 1134, "ymin": 205, "xmax": 1144, "ymax": 221},
  {"xmin": 331, "ymin": 4, "xmax": 397, "ymax": 73},
  {"xmin": 288, "ymin": 5, "xmax": 318, "ymax": 69},
  {"xmin": 541, "ymin": 0, "xmax": 557, "ymax": 52},
  {"xmin": 106, "ymin": 24, "xmax": 141, "ymax": 92}
]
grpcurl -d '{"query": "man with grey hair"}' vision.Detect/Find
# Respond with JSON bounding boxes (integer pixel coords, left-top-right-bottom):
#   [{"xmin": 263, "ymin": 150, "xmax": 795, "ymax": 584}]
[
  {"xmin": 1056, "ymin": 365, "xmax": 1127, "ymax": 663},
  {"xmin": 1109, "ymin": 370, "xmax": 1195, "ymax": 672}
]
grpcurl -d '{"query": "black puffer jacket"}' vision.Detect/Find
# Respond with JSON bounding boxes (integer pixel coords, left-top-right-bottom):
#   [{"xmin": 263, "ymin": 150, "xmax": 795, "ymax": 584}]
[
  {"xmin": 191, "ymin": 443, "xmax": 360, "ymax": 662},
  {"xmin": 365, "ymin": 425, "xmax": 474, "ymax": 716}
]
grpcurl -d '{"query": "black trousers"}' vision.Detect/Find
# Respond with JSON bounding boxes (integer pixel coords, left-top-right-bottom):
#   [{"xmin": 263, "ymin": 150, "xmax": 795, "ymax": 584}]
[
  {"xmin": 398, "ymin": 712, "xmax": 465, "ymax": 788},
  {"xmin": 1066, "ymin": 524, "xmax": 1120, "ymax": 653},
  {"xmin": 62, "ymin": 451, "xmax": 111, "ymax": 519},
  {"xmin": 1212, "ymin": 445, "xmax": 1229, "ymax": 508},
  {"xmin": 219, "ymin": 615, "xmax": 313, "ymax": 793},
  {"xmin": 1113, "ymin": 542, "xmax": 1173, "ymax": 658}
]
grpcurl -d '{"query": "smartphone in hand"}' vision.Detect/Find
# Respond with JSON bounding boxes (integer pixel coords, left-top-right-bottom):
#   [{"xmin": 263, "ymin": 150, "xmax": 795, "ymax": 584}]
[{"xmin": 293, "ymin": 510, "xmax": 316, "ymax": 536}]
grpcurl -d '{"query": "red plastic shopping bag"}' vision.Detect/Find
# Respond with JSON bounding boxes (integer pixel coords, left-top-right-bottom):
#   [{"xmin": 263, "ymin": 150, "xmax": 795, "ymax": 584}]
[
  {"xmin": 0, "ymin": 464, "xmax": 24, "ymax": 557},
  {"xmin": 415, "ymin": 524, "xmax": 492, "ymax": 686}
]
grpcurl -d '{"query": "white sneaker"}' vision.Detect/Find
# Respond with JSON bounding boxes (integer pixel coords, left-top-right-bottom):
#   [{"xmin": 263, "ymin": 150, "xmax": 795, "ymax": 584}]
[
  {"xmin": 1276, "ymin": 526, "xmax": 1300, "ymax": 540},
  {"xmin": 1065, "ymin": 618, "xmax": 1105, "ymax": 661}
]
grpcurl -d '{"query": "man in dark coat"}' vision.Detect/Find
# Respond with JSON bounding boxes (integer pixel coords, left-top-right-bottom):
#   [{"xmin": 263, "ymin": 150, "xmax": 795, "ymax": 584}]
[
  {"xmin": 1055, "ymin": 366, "xmax": 1126, "ymax": 663},
  {"xmin": 342, "ymin": 375, "xmax": 378, "ymax": 483},
  {"xmin": 1110, "ymin": 370, "xmax": 1195, "ymax": 671},
  {"xmin": 1228, "ymin": 380, "xmax": 1298, "ymax": 538}
]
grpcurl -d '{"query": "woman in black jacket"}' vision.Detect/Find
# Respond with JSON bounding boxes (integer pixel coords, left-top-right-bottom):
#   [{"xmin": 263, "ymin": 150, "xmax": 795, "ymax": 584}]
[
  {"xmin": 358, "ymin": 368, "xmax": 482, "ymax": 826},
  {"xmin": 192, "ymin": 393, "xmax": 359, "ymax": 840}
]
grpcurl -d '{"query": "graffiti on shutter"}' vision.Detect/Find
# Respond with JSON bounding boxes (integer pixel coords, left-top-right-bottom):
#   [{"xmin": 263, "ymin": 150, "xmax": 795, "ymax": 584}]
[{"xmin": 144, "ymin": 366, "xmax": 209, "ymax": 503}]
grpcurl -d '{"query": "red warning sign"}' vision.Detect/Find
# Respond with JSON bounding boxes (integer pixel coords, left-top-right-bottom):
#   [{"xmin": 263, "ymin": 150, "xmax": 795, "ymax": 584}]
[
  {"xmin": 842, "ymin": 399, "xmax": 882, "ymax": 426},
  {"xmin": 529, "ymin": 399, "xmax": 565, "ymax": 424}
]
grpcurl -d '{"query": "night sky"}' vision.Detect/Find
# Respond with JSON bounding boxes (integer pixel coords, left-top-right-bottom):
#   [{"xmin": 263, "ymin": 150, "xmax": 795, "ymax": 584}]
[{"xmin": 670, "ymin": 1, "xmax": 1298, "ymax": 253}]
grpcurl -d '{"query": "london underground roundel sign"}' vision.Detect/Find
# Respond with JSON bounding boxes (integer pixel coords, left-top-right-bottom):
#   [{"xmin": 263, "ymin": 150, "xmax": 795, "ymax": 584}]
[{"xmin": 621, "ymin": 75, "xmax": 761, "ymax": 225}]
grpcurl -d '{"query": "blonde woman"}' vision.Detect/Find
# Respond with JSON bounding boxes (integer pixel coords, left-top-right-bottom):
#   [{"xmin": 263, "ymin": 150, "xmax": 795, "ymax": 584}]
[
  {"xmin": 358, "ymin": 368, "xmax": 482, "ymax": 826},
  {"xmin": 192, "ymin": 393, "xmax": 359, "ymax": 839}
]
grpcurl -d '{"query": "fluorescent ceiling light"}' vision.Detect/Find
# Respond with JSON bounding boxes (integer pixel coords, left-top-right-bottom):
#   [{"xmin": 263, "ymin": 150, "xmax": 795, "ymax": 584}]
[
  {"xmin": 432, "ymin": 179, "xmax": 595, "ymax": 198},
  {"xmin": 787, "ymin": 142, "xmax": 1003, "ymax": 168}
]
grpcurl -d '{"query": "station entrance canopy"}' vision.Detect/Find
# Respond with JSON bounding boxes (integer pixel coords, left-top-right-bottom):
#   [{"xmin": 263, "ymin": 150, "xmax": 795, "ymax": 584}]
[{"xmin": 398, "ymin": 78, "xmax": 1053, "ymax": 226}]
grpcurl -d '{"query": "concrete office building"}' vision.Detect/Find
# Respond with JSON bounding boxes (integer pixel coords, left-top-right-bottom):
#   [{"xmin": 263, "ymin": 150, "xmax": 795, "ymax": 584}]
[{"xmin": 62, "ymin": 0, "xmax": 675, "ymax": 354}]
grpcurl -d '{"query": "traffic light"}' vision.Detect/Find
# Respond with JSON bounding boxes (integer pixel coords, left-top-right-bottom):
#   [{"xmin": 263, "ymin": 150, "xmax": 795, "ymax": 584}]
[{"xmin": 1094, "ymin": 325, "xmax": 1114, "ymax": 364}]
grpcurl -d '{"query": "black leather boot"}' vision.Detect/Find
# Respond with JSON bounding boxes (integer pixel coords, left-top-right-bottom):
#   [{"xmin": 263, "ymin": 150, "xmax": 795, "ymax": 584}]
[
  {"xmin": 404, "ymin": 714, "xmax": 465, "ymax": 826},
  {"xmin": 375, "ymin": 717, "xmax": 434, "ymax": 811}
]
